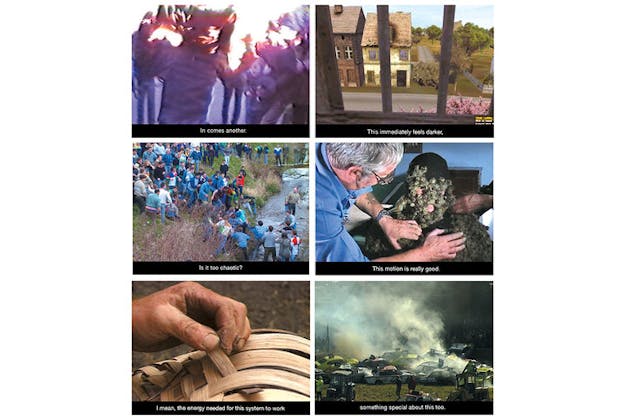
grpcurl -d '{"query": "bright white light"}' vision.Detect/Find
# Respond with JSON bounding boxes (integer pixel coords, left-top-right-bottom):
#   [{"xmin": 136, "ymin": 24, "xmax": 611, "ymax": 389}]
[
  {"xmin": 193, "ymin": 3, "xmax": 303, "ymax": 69},
  {"xmin": 148, "ymin": 26, "xmax": 183, "ymax": 47}
]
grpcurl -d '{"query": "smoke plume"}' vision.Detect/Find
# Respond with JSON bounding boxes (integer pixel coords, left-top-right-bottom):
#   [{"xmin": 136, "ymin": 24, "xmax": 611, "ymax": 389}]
[{"xmin": 315, "ymin": 282, "xmax": 447, "ymax": 359}]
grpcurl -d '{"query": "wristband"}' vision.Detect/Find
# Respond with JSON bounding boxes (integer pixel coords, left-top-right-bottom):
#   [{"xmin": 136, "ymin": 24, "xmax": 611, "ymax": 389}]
[{"xmin": 375, "ymin": 209, "xmax": 392, "ymax": 222}]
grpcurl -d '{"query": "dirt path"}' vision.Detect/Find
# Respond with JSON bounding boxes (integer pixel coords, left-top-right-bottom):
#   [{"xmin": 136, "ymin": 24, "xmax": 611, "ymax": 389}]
[{"xmin": 417, "ymin": 45, "xmax": 436, "ymax": 63}]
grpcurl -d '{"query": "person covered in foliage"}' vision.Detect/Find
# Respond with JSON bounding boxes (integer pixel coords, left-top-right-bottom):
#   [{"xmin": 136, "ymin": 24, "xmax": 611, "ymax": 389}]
[
  {"xmin": 363, "ymin": 152, "xmax": 493, "ymax": 262},
  {"xmin": 315, "ymin": 143, "xmax": 465, "ymax": 262}
]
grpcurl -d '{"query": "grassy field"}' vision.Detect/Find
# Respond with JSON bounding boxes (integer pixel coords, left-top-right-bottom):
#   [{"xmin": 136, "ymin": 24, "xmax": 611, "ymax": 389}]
[
  {"xmin": 321, "ymin": 383, "xmax": 456, "ymax": 401},
  {"xmin": 320, "ymin": 383, "xmax": 493, "ymax": 402},
  {"xmin": 411, "ymin": 38, "xmax": 493, "ymax": 98}
]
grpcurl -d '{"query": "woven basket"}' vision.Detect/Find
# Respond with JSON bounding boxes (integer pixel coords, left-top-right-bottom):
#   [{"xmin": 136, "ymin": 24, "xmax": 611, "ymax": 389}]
[{"xmin": 132, "ymin": 329, "xmax": 310, "ymax": 402}]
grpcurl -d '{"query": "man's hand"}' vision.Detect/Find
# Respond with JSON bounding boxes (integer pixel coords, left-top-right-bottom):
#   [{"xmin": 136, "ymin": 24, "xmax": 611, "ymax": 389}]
[
  {"xmin": 378, "ymin": 216, "xmax": 422, "ymax": 249},
  {"xmin": 132, "ymin": 282, "xmax": 251, "ymax": 355},
  {"xmin": 418, "ymin": 229, "xmax": 466, "ymax": 261}
]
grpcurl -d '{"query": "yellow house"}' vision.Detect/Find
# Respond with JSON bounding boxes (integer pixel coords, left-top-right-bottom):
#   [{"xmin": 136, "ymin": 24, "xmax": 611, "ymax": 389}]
[{"xmin": 361, "ymin": 12, "xmax": 412, "ymax": 87}]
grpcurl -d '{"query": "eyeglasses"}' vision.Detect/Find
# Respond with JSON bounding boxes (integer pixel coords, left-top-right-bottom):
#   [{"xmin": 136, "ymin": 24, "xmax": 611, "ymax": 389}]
[{"xmin": 371, "ymin": 170, "xmax": 394, "ymax": 185}]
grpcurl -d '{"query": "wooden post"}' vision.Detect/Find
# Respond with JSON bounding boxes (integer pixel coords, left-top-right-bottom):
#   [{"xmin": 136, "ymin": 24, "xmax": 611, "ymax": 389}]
[
  {"xmin": 316, "ymin": 5, "xmax": 344, "ymax": 113},
  {"xmin": 377, "ymin": 6, "xmax": 392, "ymax": 113},
  {"xmin": 437, "ymin": 5, "xmax": 455, "ymax": 115}
]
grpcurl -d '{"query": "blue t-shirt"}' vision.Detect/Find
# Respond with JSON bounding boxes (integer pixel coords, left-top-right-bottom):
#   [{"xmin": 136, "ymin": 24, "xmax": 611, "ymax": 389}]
[
  {"xmin": 163, "ymin": 153, "xmax": 174, "ymax": 166},
  {"xmin": 252, "ymin": 225, "xmax": 268, "ymax": 240},
  {"xmin": 315, "ymin": 143, "xmax": 372, "ymax": 262},
  {"xmin": 231, "ymin": 231, "xmax": 250, "ymax": 248}
]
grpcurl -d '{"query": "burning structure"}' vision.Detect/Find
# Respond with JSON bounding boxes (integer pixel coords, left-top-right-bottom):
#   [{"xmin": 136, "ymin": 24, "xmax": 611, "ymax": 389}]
[{"xmin": 132, "ymin": 4, "xmax": 309, "ymax": 125}]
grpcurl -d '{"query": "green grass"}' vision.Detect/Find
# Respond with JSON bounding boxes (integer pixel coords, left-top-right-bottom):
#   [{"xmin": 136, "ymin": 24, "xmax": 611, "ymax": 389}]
[
  {"xmin": 469, "ymin": 47, "xmax": 494, "ymax": 84},
  {"xmin": 450, "ymin": 74, "xmax": 486, "ymax": 97}
]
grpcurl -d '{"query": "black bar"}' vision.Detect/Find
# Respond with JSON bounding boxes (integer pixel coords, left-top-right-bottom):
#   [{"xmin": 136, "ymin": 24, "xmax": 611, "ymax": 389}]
[
  {"xmin": 316, "ymin": 124, "xmax": 493, "ymax": 138},
  {"xmin": 132, "ymin": 124, "xmax": 309, "ymax": 138},
  {"xmin": 315, "ymin": 401, "xmax": 492, "ymax": 415},
  {"xmin": 316, "ymin": 262, "xmax": 492, "ymax": 275},
  {"xmin": 133, "ymin": 401, "xmax": 310, "ymax": 415},
  {"xmin": 134, "ymin": 261, "xmax": 309, "ymax": 275}
]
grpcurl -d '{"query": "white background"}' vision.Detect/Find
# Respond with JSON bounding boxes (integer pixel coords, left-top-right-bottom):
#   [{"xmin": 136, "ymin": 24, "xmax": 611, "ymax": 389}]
[{"xmin": 2, "ymin": 1, "xmax": 623, "ymax": 415}]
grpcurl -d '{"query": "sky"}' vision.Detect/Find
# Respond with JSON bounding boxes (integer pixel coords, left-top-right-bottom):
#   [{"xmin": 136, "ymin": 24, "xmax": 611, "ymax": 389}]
[{"xmin": 361, "ymin": 5, "xmax": 494, "ymax": 29}]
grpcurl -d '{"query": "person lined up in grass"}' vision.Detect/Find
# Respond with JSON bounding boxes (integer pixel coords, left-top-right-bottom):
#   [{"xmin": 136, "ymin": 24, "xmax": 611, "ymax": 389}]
[
  {"xmin": 231, "ymin": 225, "xmax": 250, "ymax": 261},
  {"xmin": 250, "ymin": 220, "xmax": 268, "ymax": 260}
]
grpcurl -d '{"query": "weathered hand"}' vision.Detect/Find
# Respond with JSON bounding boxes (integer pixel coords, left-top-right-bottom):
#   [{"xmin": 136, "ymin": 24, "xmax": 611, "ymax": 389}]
[
  {"xmin": 379, "ymin": 216, "xmax": 422, "ymax": 249},
  {"xmin": 132, "ymin": 282, "xmax": 251, "ymax": 355},
  {"xmin": 419, "ymin": 229, "xmax": 466, "ymax": 261}
]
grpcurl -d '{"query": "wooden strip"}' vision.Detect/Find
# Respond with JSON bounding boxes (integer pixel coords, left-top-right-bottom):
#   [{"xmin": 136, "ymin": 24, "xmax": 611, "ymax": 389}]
[
  {"xmin": 230, "ymin": 350, "xmax": 310, "ymax": 376},
  {"xmin": 223, "ymin": 389, "xmax": 309, "ymax": 402},
  {"xmin": 240, "ymin": 334, "xmax": 310, "ymax": 355},
  {"xmin": 181, "ymin": 374, "xmax": 195, "ymax": 399},
  {"xmin": 206, "ymin": 368, "xmax": 310, "ymax": 397},
  {"xmin": 251, "ymin": 328, "xmax": 300, "ymax": 336},
  {"xmin": 207, "ymin": 348, "xmax": 238, "ymax": 376},
  {"xmin": 132, "ymin": 374, "xmax": 151, "ymax": 401},
  {"xmin": 207, "ymin": 348, "xmax": 262, "ymax": 395}
]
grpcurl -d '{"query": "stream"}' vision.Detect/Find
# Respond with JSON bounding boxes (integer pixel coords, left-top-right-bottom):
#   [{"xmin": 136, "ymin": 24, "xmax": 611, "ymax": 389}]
[{"xmin": 253, "ymin": 168, "xmax": 309, "ymax": 261}]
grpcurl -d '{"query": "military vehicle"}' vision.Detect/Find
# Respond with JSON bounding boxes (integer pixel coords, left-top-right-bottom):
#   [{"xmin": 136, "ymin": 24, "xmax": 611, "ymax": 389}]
[
  {"xmin": 324, "ymin": 369, "xmax": 356, "ymax": 401},
  {"xmin": 448, "ymin": 360, "xmax": 493, "ymax": 401}
]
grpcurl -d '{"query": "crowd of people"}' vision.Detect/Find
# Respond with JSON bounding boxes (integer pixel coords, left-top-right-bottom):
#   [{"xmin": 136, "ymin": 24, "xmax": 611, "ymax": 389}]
[{"xmin": 133, "ymin": 142, "xmax": 305, "ymax": 262}]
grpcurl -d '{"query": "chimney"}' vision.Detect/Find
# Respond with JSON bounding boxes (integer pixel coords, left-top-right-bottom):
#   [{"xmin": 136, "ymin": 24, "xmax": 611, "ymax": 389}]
[{"xmin": 335, "ymin": 5, "xmax": 344, "ymax": 14}]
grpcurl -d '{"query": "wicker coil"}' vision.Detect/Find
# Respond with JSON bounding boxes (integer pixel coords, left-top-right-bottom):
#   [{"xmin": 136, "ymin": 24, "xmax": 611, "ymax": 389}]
[{"xmin": 132, "ymin": 329, "xmax": 310, "ymax": 402}]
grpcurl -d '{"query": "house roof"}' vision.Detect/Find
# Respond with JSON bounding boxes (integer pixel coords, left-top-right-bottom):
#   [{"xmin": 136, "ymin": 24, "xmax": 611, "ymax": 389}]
[
  {"xmin": 361, "ymin": 12, "xmax": 412, "ymax": 47},
  {"xmin": 330, "ymin": 6, "xmax": 363, "ymax": 34}
]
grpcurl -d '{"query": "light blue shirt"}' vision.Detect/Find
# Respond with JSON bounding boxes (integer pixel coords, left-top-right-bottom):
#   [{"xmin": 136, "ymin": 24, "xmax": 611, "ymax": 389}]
[
  {"xmin": 315, "ymin": 143, "xmax": 372, "ymax": 262},
  {"xmin": 231, "ymin": 231, "xmax": 250, "ymax": 248}
]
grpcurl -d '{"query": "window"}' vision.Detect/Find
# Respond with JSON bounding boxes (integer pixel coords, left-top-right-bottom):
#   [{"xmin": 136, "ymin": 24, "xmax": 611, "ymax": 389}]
[
  {"xmin": 367, "ymin": 70, "xmax": 376, "ymax": 84},
  {"xmin": 345, "ymin": 45, "xmax": 353, "ymax": 60},
  {"xmin": 347, "ymin": 69, "xmax": 355, "ymax": 83},
  {"xmin": 368, "ymin": 48, "xmax": 377, "ymax": 60},
  {"xmin": 399, "ymin": 49, "xmax": 409, "ymax": 61},
  {"xmin": 335, "ymin": 46, "xmax": 341, "ymax": 59}
]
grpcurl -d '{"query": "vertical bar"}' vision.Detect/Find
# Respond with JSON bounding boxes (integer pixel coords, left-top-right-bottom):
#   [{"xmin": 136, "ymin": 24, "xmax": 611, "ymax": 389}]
[
  {"xmin": 437, "ymin": 5, "xmax": 455, "ymax": 115},
  {"xmin": 316, "ymin": 5, "xmax": 344, "ymax": 113},
  {"xmin": 377, "ymin": 5, "xmax": 392, "ymax": 113}
]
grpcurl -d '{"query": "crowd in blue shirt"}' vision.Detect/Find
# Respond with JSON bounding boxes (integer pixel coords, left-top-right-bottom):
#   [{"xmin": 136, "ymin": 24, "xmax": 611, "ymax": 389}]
[{"xmin": 133, "ymin": 142, "xmax": 304, "ymax": 261}]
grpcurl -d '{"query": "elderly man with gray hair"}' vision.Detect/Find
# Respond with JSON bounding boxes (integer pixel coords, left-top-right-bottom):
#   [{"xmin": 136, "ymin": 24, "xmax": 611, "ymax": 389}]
[{"xmin": 316, "ymin": 143, "xmax": 465, "ymax": 262}]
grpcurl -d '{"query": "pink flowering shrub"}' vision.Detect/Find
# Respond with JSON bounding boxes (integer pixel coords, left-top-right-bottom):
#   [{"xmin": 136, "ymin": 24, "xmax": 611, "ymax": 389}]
[{"xmin": 399, "ymin": 96, "xmax": 491, "ymax": 115}]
